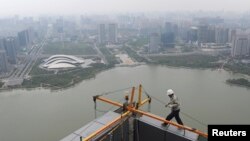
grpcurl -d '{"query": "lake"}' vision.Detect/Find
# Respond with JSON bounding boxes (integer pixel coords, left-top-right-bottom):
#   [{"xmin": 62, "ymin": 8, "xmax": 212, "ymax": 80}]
[{"xmin": 0, "ymin": 65, "xmax": 250, "ymax": 141}]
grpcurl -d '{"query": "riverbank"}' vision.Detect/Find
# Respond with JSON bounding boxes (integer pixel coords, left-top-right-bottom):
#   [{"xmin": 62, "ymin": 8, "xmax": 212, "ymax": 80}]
[
  {"xmin": 1, "ymin": 43, "xmax": 120, "ymax": 91},
  {"xmin": 99, "ymin": 47, "xmax": 119, "ymax": 66},
  {"xmin": 2, "ymin": 53, "xmax": 250, "ymax": 90},
  {"xmin": 123, "ymin": 46, "xmax": 148, "ymax": 62},
  {"xmin": 227, "ymin": 78, "xmax": 250, "ymax": 88},
  {"xmin": 148, "ymin": 55, "xmax": 221, "ymax": 69},
  {"xmin": 147, "ymin": 54, "xmax": 250, "ymax": 88},
  {"xmin": 1, "ymin": 65, "xmax": 250, "ymax": 141},
  {"xmin": 224, "ymin": 63, "xmax": 250, "ymax": 76},
  {"xmin": 22, "ymin": 63, "xmax": 110, "ymax": 89},
  {"xmin": 0, "ymin": 81, "xmax": 3, "ymax": 88}
]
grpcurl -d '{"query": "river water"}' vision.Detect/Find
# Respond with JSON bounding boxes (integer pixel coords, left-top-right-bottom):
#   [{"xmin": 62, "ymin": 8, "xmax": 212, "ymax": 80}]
[{"xmin": 0, "ymin": 65, "xmax": 250, "ymax": 141}]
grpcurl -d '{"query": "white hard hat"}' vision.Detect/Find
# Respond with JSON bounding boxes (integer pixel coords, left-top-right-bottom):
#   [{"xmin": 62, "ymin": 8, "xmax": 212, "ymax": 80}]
[{"xmin": 167, "ymin": 89, "xmax": 174, "ymax": 96}]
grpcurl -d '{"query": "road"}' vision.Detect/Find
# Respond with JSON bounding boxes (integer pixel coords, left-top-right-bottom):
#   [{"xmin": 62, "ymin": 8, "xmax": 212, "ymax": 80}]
[
  {"xmin": 125, "ymin": 43, "xmax": 152, "ymax": 62},
  {"xmin": 93, "ymin": 43, "xmax": 108, "ymax": 64},
  {"xmin": 143, "ymin": 51, "xmax": 201, "ymax": 57},
  {"xmin": 3, "ymin": 25, "xmax": 54, "ymax": 87},
  {"xmin": 20, "ymin": 41, "xmax": 45, "ymax": 78},
  {"xmin": 3, "ymin": 40, "xmax": 46, "ymax": 86},
  {"xmin": 39, "ymin": 54, "xmax": 98, "ymax": 58}
]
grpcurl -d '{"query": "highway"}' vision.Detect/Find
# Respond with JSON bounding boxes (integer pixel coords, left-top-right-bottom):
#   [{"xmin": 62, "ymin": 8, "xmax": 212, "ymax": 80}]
[
  {"xmin": 4, "ymin": 40, "xmax": 46, "ymax": 86},
  {"xmin": 93, "ymin": 43, "xmax": 108, "ymax": 64}
]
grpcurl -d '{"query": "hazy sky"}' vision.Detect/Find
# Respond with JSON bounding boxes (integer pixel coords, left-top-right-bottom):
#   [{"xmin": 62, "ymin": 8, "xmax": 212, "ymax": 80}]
[{"xmin": 0, "ymin": 0, "xmax": 250, "ymax": 16}]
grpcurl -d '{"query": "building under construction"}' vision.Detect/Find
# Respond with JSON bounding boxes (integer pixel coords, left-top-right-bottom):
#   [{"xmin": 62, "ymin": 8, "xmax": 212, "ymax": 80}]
[{"xmin": 60, "ymin": 85, "xmax": 208, "ymax": 141}]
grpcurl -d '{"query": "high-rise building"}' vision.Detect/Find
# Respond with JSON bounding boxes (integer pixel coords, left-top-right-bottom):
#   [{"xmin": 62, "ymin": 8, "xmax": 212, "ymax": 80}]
[
  {"xmin": 164, "ymin": 22, "xmax": 174, "ymax": 33},
  {"xmin": 0, "ymin": 38, "xmax": 4, "ymax": 50},
  {"xmin": 229, "ymin": 29, "xmax": 237, "ymax": 43},
  {"xmin": 108, "ymin": 23, "xmax": 118, "ymax": 43},
  {"xmin": 55, "ymin": 18, "xmax": 64, "ymax": 33},
  {"xmin": 18, "ymin": 29, "xmax": 29, "ymax": 47},
  {"xmin": 28, "ymin": 28, "xmax": 34, "ymax": 43},
  {"xmin": 197, "ymin": 25, "xmax": 216, "ymax": 43},
  {"xmin": 3, "ymin": 37, "xmax": 17, "ymax": 64},
  {"xmin": 215, "ymin": 27, "xmax": 229, "ymax": 44},
  {"xmin": 198, "ymin": 25, "xmax": 209, "ymax": 43},
  {"xmin": 0, "ymin": 50, "xmax": 8, "ymax": 73},
  {"xmin": 177, "ymin": 24, "xmax": 189, "ymax": 41},
  {"xmin": 98, "ymin": 24, "xmax": 106, "ymax": 44},
  {"xmin": 231, "ymin": 34, "xmax": 250, "ymax": 57},
  {"xmin": 187, "ymin": 27, "xmax": 198, "ymax": 42},
  {"xmin": 208, "ymin": 26, "xmax": 216, "ymax": 43},
  {"xmin": 149, "ymin": 33, "xmax": 160, "ymax": 53},
  {"xmin": 161, "ymin": 22, "xmax": 176, "ymax": 48}
]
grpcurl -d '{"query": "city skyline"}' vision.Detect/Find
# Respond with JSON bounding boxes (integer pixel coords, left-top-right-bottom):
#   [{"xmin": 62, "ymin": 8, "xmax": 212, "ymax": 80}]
[{"xmin": 0, "ymin": 0, "xmax": 250, "ymax": 17}]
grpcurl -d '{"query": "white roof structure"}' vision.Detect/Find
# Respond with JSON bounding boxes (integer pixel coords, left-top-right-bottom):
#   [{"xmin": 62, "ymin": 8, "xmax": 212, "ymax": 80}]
[{"xmin": 41, "ymin": 55, "xmax": 85, "ymax": 69}]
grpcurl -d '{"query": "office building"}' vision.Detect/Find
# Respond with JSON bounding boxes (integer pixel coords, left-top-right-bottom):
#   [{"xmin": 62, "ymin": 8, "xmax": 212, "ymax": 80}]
[
  {"xmin": 98, "ymin": 24, "xmax": 106, "ymax": 44},
  {"xmin": 18, "ymin": 29, "xmax": 29, "ymax": 47},
  {"xmin": 4, "ymin": 37, "xmax": 17, "ymax": 64},
  {"xmin": 161, "ymin": 22, "xmax": 176, "ymax": 48},
  {"xmin": 149, "ymin": 33, "xmax": 160, "ymax": 53},
  {"xmin": 198, "ymin": 25, "xmax": 209, "ymax": 43},
  {"xmin": 231, "ymin": 34, "xmax": 250, "ymax": 57},
  {"xmin": 215, "ymin": 27, "xmax": 229, "ymax": 44},
  {"xmin": 197, "ymin": 25, "xmax": 216, "ymax": 43},
  {"xmin": 0, "ymin": 50, "xmax": 8, "ymax": 73},
  {"xmin": 0, "ymin": 38, "xmax": 4, "ymax": 50},
  {"xmin": 108, "ymin": 23, "xmax": 118, "ymax": 43},
  {"xmin": 229, "ymin": 29, "xmax": 237, "ymax": 43},
  {"xmin": 187, "ymin": 27, "xmax": 198, "ymax": 42},
  {"xmin": 208, "ymin": 26, "xmax": 215, "ymax": 43},
  {"xmin": 55, "ymin": 18, "xmax": 64, "ymax": 33}
]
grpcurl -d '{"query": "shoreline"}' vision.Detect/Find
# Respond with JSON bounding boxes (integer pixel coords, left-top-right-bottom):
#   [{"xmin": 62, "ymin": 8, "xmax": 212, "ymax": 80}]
[
  {"xmin": 226, "ymin": 82, "xmax": 250, "ymax": 89},
  {"xmin": 1, "ymin": 63, "xmax": 250, "ymax": 92},
  {"xmin": 226, "ymin": 78, "xmax": 250, "ymax": 88}
]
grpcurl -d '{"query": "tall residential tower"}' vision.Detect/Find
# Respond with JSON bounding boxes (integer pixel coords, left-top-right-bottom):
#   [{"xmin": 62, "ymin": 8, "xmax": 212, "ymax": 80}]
[
  {"xmin": 3, "ymin": 37, "xmax": 17, "ymax": 64},
  {"xmin": 98, "ymin": 24, "xmax": 106, "ymax": 44},
  {"xmin": 231, "ymin": 34, "xmax": 250, "ymax": 57},
  {"xmin": 108, "ymin": 23, "xmax": 118, "ymax": 44},
  {"xmin": 0, "ymin": 50, "xmax": 8, "ymax": 73}
]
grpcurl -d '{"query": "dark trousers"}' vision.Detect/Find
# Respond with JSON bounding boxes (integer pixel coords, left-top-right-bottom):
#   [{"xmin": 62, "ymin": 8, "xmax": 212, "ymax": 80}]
[{"xmin": 166, "ymin": 109, "xmax": 183, "ymax": 125}]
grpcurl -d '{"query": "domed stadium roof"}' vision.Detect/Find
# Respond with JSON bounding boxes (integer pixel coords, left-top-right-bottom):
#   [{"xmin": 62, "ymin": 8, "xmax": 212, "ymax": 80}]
[{"xmin": 41, "ymin": 55, "xmax": 85, "ymax": 69}]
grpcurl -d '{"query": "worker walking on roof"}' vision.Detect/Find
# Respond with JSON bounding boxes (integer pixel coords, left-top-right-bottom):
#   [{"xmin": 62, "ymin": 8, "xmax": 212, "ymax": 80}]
[{"xmin": 162, "ymin": 89, "xmax": 184, "ymax": 126}]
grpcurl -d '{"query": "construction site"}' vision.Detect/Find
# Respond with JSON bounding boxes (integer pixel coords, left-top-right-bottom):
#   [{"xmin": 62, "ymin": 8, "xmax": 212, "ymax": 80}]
[{"xmin": 60, "ymin": 85, "xmax": 208, "ymax": 141}]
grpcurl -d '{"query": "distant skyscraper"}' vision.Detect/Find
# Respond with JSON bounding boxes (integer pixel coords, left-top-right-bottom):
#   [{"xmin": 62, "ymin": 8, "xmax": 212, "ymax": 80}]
[
  {"xmin": 98, "ymin": 24, "xmax": 106, "ymax": 44},
  {"xmin": 18, "ymin": 29, "xmax": 29, "ymax": 47},
  {"xmin": 161, "ymin": 22, "xmax": 175, "ymax": 48},
  {"xmin": 231, "ymin": 34, "xmax": 250, "ymax": 57},
  {"xmin": 4, "ymin": 37, "xmax": 17, "ymax": 64},
  {"xmin": 56, "ymin": 18, "xmax": 64, "ymax": 33},
  {"xmin": 229, "ymin": 29, "xmax": 237, "ymax": 43},
  {"xmin": 198, "ymin": 25, "xmax": 209, "ymax": 43},
  {"xmin": 208, "ymin": 26, "xmax": 216, "ymax": 43},
  {"xmin": 0, "ymin": 38, "xmax": 4, "ymax": 50},
  {"xmin": 197, "ymin": 25, "xmax": 216, "ymax": 44},
  {"xmin": 149, "ymin": 33, "xmax": 160, "ymax": 53},
  {"xmin": 28, "ymin": 28, "xmax": 34, "ymax": 44},
  {"xmin": 215, "ymin": 27, "xmax": 229, "ymax": 44},
  {"xmin": 164, "ymin": 22, "xmax": 174, "ymax": 33},
  {"xmin": 0, "ymin": 50, "xmax": 8, "ymax": 73},
  {"xmin": 108, "ymin": 23, "xmax": 118, "ymax": 43},
  {"xmin": 187, "ymin": 27, "xmax": 198, "ymax": 42}
]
